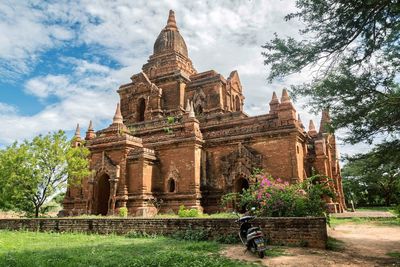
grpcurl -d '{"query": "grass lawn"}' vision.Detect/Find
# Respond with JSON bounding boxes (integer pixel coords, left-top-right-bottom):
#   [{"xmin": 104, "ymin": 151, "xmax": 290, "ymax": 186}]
[
  {"xmin": 356, "ymin": 207, "xmax": 397, "ymax": 214},
  {"xmin": 329, "ymin": 217, "xmax": 400, "ymax": 228},
  {"xmin": 0, "ymin": 231, "xmax": 255, "ymax": 267}
]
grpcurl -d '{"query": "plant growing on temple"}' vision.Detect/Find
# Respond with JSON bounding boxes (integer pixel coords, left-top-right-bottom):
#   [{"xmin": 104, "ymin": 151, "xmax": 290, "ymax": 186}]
[
  {"xmin": 0, "ymin": 131, "xmax": 90, "ymax": 217},
  {"xmin": 119, "ymin": 207, "xmax": 128, "ymax": 217},
  {"xmin": 237, "ymin": 174, "xmax": 333, "ymax": 217},
  {"xmin": 263, "ymin": 0, "xmax": 400, "ymax": 156}
]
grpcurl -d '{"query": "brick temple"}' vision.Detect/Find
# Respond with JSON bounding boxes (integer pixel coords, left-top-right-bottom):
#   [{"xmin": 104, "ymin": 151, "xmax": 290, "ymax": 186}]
[{"xmin": 62, "ymin": 10, "xmax": 346, "ymax": 216}]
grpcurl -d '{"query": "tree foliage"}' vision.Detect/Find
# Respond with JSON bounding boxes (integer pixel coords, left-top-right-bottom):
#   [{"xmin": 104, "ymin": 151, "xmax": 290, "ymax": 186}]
[
  {"xmin": 262, "ymin": 0, "xmax": 400, "ymax": 145},
  {"xmin": 342, "ymin": 140, "xmax": 400, "ymax": 206},
  {"xmin": 0, "ymin": 131, "xmax": 90, "ymax": 217}
]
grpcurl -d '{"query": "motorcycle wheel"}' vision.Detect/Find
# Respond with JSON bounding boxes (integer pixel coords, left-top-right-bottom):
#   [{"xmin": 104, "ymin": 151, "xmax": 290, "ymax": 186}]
[{"xmin": 258, "ymin": 251, "xmax": 265, "ymax": 259}]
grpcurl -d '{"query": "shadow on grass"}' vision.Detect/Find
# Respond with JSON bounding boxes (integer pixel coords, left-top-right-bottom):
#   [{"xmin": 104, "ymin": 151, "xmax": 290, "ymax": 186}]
[
  {"xmin": 387, "ymin": 251, "xmax": 400, "ymax": 259},
  {"xmin": 265, "ymin": 247, "xmax": 289, "ymax": 257},
  {"xmin": 0, "ymin": 236, "xmax": 254, "ymax": 267},
  {"xmin": 326, "ymin": 237, "xmax": 345, "ymax": 252}
]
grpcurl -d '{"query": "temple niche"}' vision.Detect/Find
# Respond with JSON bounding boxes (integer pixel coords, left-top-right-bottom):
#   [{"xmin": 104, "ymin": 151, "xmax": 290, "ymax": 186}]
[{"xmin": 61, "ymin": 10, "xmax": 346, "ymax": 217}]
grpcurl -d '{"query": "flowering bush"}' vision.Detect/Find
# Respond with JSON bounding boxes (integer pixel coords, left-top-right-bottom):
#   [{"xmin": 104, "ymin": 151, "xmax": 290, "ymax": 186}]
[{"xmin": 233, "ymin": 174, "xmax": 333, "ymax": 217}]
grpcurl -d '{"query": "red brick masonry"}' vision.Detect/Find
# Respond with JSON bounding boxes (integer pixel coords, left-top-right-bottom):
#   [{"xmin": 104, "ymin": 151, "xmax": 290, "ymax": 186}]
[{"xmin": 0, "ymin": 217, "xmax": 327, "ymax": 248}]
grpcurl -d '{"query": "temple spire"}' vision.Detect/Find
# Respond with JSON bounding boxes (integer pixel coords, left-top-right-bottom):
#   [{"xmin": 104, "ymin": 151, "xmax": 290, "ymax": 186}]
[
  {"xmin": 166, "ymin": 10, "xmax": 177, "ymax": 30},
  {"xmin": 88, "ymin": 120, "xmax": 93, "ymax": 131},
  {"xmin": 281, "ymin": 88, "xmax": 291, "ymax": 103},
  {"xmin": 298, "ymin": 114, "xmax": 305, "ymax": 129},
  {"xmin": 308, "ymin": 119, "xmax": 317, "ymax": 137},
  {"xmin": 270, "ymin": 91, "xmax": 279, "ymax": 104},
  {"xmin": 74, "ymin": 123, "xmax": 81, "ymax": 138},
  {"xmin": 319, "ymin": 109, "xmax": 331, "ymax": 133},
  {"xmin": 85, "ymin": 120, "xmax": 96, "ymax": 140},
  {"xmin": 113, "ymin": 103, "xmax": 123, "ymax": 124},
  {"xmin": 269, "ymin": 91, "xmax": 280, "ymax": 114}
]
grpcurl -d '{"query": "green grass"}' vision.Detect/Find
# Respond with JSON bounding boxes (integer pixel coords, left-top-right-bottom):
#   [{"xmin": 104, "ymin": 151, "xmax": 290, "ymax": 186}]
[
  {"xmin": 264, "ymin": 247, "xmax": 288, "ymax": 257},
  {"xmin": 356, "ymin": 207, "xmax": 392, "ymax": 212},
  {"xmin": 0, "ymin": 231, "xmax": 255, "ymax": 267},
  {"xmin": 330, "ymin": 217, "xmax": 400, "ymax": 228},
  {"xmin": 154, "ymin": 212, "xmax": 238, "ymax": 219},
  {"xmin": 387, "ymin": 251, "xmax": 400, "ymax": 259},
  {"xmin": 356, "ymin": 206, "xmax": 397, "ymax": 214},
  {"xmin": 326, "ymin": 237, "xmax": 345, "ymax": 251}
]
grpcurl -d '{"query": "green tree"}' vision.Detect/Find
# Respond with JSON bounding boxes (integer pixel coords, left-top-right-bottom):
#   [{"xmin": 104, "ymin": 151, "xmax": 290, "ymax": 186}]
[
  {"xmin": 342, "ymin": 140, "xmax": 400, "ymax": 206},
  {"xmin": 0, "ymin": 131, "xmax": 90, "ymax": 217},
  {"xmin": 262, "ymin": 0, "xmax": 400, "ymax": 146}
]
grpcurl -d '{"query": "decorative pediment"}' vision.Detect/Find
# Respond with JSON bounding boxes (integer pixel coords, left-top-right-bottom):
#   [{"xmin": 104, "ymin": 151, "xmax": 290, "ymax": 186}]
[
  {"xmin": 221, "ymin": 143, "xmax": 262, "ymax": 187},
  {"xmin": 227, "ymin": 70, "xmax": 243, "ymax": 93},
  {"xmin": 92, "ymin": 152, "xmax": 118, "ymax": 181},
  {"xmin": 130, "ymin": 72, "xmax": 162, "ymax": 96}
]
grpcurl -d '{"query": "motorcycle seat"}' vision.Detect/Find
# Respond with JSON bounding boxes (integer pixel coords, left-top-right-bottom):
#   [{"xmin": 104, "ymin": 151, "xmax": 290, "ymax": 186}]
[{"xmin": 247, "ymin": 227, "xmax": 260, "ymax": 233}]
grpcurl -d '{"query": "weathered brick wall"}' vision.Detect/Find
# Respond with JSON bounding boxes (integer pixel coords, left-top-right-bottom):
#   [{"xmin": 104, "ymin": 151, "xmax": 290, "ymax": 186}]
[{"xmin": 0, "ymin": 217, "xmax": 327, "ymax": 248}]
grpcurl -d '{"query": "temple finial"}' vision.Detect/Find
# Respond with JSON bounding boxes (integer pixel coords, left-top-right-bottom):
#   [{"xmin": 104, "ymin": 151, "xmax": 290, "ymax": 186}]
[
  {"xmin": 88, "ymin": 120, "xmax": 93, "ymax": 131},
  {"xmin": 298, "ymin": 114, "xmax": 305, "ymax": 129},
  {"xmin": 166, "ymin": 10, "xmax": 177, "ymax": 30},
  {"xmin": 85, "ymin": 120, "xmax": 96, "ymax": 140},
  {"xmin": 185, "ymin": 99, "xmax": 191, "ymax": 112},
  {"xmin": 189, "ymin": 101, "xmax": 195, "ymax": 118},
  {"xmin": 74, "ymin": 123, "xmax": 81, "ymax": 138},
  {"xmin": 113, "ymin": 103, "xmax": 123, "ymax": 124},
  {"xmin": 308, "ymin": 119, "xmax": 318, "ymax": 137},
  {"xmin": 270, "ymin": 91, "xmax": 279, "ymax": 104},
  {"xmin": 281, "ymin": 88, "xmax": 291, "ymax": 103},
  {"xmin": 319, "ymin": 109, "xmax": 331, "ymax": 133}
]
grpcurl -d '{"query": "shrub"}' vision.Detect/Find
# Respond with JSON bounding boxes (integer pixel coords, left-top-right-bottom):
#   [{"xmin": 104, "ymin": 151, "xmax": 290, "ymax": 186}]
[
  {"xmin": 394, "ymin": 204, "xmax": 400, "ymax": 217},
  {"xmin": 119, "ymin": 207, "xmax": 128, "ymax": 217},
  {"xmin": 178, "ymin": 205, "xmax": 200, "ymax": 218},
  {"xmin": 223, "ymin": 172, "xmax": 333, "ymax": 218},
  {"xmin": 214, "ymin": 234, "xmax": 240, "ymax": 244},
  {"xmin": 125, "ymin": 231, "xmax": 158, "ymax": 239},
  {"xmin": 171, "ymin": 227, "xmax": 208, "ymax": 241}
]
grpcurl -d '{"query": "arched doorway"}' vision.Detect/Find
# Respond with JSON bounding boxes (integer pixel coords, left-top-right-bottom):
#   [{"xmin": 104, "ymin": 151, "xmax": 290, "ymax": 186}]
[
  {"xmin": 137, "ymin": 98, "xmax": 146, "ymax": 122},
  {"xmin": 234, "ymin": 177, "xmax": 249, "ymax": 193},
  {"xmin": 96, "ymin": 173, "xmax": 110, "ymax": 216},
  {"xmin": 167, "ymin": 178, "xmax": 176, "ymax": 193},
  {"xmin": 234, "ymin": 177, "xmax": 249, "ymax": 213}
]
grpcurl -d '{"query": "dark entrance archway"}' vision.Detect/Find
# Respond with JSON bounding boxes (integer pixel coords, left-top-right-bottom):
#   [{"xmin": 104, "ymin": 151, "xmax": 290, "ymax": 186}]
[
  {"xmin": 234, "ymin": 177, "xmax": 249, "ymax": 213},
  {"xmin": 234, "ymin": 177, "xmax": 249, "ymax": 193},
  {"xmin": 96, "ymin": 173, "xmax": 110, "ymax": 216},
  {"xmin": 137, "ymin": 98, "xmax": 146, "ymax": 122}
]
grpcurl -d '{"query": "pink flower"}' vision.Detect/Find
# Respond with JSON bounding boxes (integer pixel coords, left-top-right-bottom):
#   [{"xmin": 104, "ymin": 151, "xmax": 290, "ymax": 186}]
[
  {"xmin": 260, "ymin": 177, "xmax": 272, "ymax": 188},
  {"xmin": 277, "ymin": 178, "xmax": 282, "ymax": 183},
  {"xmin": 266, "ymin": 193, "xmax": 271, "ymax": 199}
]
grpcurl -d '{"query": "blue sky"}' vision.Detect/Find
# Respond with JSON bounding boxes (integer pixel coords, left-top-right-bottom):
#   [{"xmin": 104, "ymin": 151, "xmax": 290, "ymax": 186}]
[{"xmin": 0, "ymin": 0, "xmax": 372, "ymax": 155}]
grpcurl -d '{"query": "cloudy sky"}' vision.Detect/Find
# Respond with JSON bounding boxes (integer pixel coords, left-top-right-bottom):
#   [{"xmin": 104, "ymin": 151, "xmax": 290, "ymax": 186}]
[{"xmin": 0, "ymin": 0, "xmax": 371, "ymax": 156}]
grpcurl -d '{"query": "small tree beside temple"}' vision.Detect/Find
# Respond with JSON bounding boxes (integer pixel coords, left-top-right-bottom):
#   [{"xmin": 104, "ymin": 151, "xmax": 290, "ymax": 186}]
[{"xmin": 0, "ymin": 131, "xmax": 90, "ymax": 217}]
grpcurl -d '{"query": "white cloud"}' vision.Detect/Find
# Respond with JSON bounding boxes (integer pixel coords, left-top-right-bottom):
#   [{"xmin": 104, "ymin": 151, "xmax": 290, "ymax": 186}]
[
  {"xmin": 0, "ymin": 103, "xmax": 17, "ymax": 114},
  {"xmin": 0, "ymin": 1, "xmax": 74, "ymax": 79},
  {"xmin": 0, "ymin": 0, "xmax": 372, "ymax": 156}
]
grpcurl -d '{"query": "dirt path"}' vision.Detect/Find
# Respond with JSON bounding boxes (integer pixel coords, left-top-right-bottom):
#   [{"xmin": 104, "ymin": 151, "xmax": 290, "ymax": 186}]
[{"xmin": 221, "ymin": 223, "xmax": 400, "ymax": 266}]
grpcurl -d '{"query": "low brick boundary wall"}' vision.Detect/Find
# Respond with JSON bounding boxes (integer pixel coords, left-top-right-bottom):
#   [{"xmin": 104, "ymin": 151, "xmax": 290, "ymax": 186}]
[{"xmin": 0, "ymin": 217, "xmax": 327, "ymax": 248}]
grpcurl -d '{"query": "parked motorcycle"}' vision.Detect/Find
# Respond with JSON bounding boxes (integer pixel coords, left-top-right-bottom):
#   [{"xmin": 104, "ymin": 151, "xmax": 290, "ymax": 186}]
[{"xmin": 234, "ymin": 211, "xmax": 267, "ymax": 258}]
